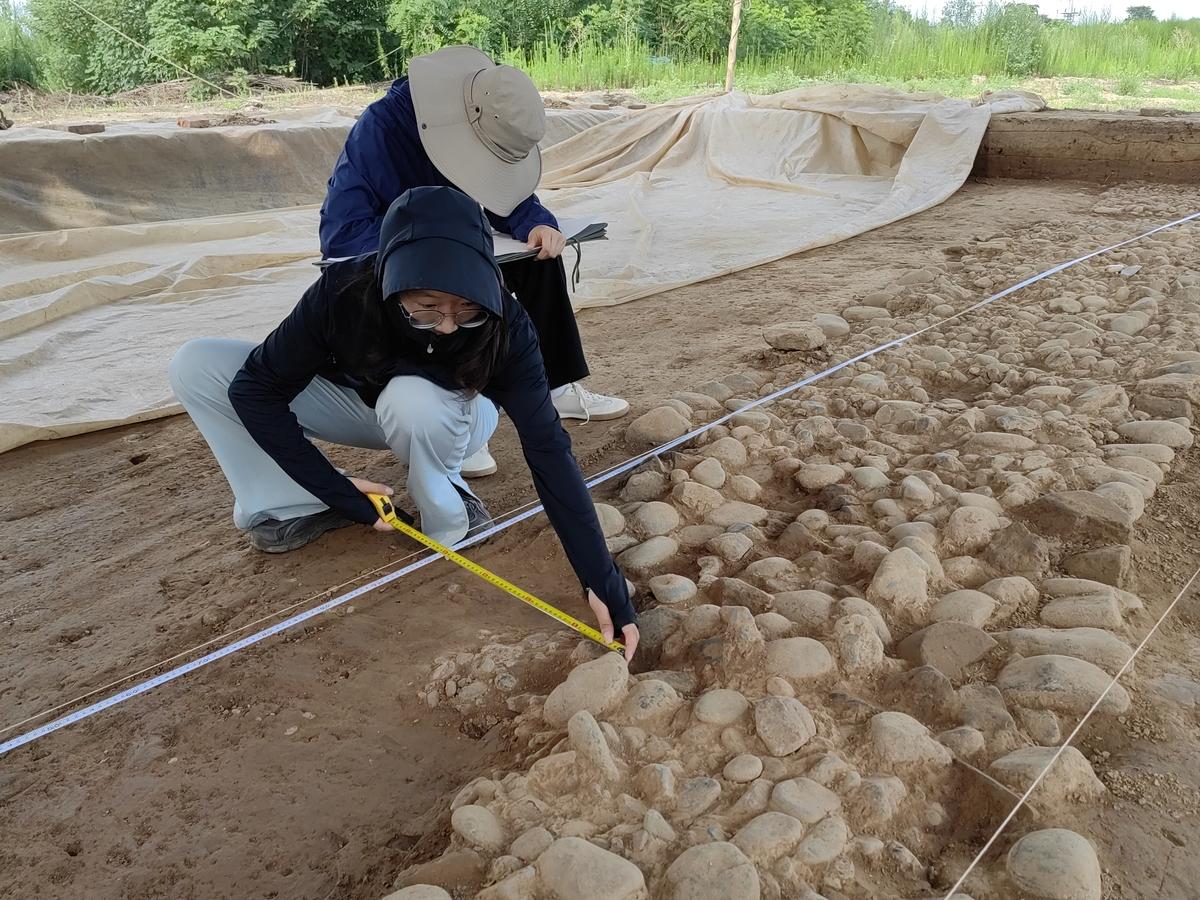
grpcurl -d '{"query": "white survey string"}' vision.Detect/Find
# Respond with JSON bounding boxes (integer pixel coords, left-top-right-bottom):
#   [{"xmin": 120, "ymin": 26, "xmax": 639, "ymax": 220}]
[
  {"xmin": 2, "ymin": 210, "xmax": 1197, "ymax": 758},
  {"xmin": 940, "ymin": 563, "xmax": 1200, "ymax": 899}
]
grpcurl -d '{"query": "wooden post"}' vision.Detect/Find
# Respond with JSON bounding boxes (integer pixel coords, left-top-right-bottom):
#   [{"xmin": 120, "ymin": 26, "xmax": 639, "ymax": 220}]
[{"xmin": 724, "ymin": 0, "xmax": 743, "ymax": 93}]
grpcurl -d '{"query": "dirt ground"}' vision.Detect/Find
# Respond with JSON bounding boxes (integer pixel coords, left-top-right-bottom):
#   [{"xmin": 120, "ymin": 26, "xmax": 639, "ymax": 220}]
[
  {"xmin": 930, "ymin": 443, "xmax": 1200, "ymax": 899},
  {"xmin": 3, "ymin": 177, "xmax": 1200, "ymax": 899},
  {"xmin": 0, "ymin": 80, "xmax": 645, "ymax": 129},
  {"xmin": 4, "ymin": 75, "xmax": 1199, "ymax": 132}
]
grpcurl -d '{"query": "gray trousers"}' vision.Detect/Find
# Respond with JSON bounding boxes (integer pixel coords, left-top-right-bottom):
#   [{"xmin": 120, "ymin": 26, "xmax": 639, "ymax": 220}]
[{"xmin": 168, "ymin": 338, "xmax": 497, "ymax": 545}]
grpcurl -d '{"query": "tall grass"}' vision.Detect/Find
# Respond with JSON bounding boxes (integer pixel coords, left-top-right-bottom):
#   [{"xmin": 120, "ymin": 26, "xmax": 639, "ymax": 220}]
[
  {"xmin": 853, "ymin": 16, "xmax": 998, "ymax": 79},
  {"xmin": 1041, "ymin": 18, "xmax": 1200, "ymax": 80},
  {"xmin": 511, "ymin": 12, "xmax": 1200, "ymax": 95},
  {"xmin": 1, "ymin": 1, "xmax": 41, "ymax": 89},
  {"xmin": 509, "ymin": 37, "xmax": 726, "ymax": 92},
  {"xmin": 512, "ymin": 36, "xmax": 817, "ymax": 94},
  {"xmin": 816, "ymin": 12, "xmax": 1200, "ymax": 81}
]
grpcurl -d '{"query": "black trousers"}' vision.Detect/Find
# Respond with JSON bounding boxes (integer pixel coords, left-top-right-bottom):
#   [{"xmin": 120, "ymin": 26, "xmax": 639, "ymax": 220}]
[{"xmin": 498, "ymin": 255, "xmax": 589, "ymax": 389}]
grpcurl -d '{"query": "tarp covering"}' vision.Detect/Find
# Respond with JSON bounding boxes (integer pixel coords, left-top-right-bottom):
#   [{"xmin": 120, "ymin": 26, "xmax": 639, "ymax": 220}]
[
  {"xmin": 1, "ymin": 111, "xmax": 355, "ymax": 233},
  {"xmin": 0, "ymin": 87, "xmax": 1041, "ymax": 452},
  {"xmin": 0, "ymin": 107, "xmax": 623, "ymax": 233}
]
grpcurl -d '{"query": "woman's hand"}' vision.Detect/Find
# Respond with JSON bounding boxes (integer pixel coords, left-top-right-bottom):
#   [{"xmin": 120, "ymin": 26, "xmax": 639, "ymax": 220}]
[
  {"xmin": 527, "ymin": 225, "xmax": 567, "ymax": 260},
  {"xmin": 588, "ymin": 589, "xmax": 639, "ymax": 663},
  {"xmin": 349, "ymin": 476, "xmax": 396, "ymax": 532}
]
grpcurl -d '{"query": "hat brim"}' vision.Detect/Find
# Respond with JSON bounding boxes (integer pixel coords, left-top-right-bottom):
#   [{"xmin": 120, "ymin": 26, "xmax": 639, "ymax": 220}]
[
  {"xmin": 409, "ymin": 46, "xmax": 542, "ymax": 218},
  {"xmin": 379, "ymin": 235, "xmax": 503, "ymax": 316}
]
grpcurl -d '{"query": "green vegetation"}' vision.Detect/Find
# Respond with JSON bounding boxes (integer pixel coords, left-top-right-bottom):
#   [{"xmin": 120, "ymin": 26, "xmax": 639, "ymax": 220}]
[
  {"xmin": 1, "ymin": 0, "xmax": 1198, "ymax": 102},
  {"xmin": 1, "ymin": 0, "xmax": 41, "ymax": 88}
]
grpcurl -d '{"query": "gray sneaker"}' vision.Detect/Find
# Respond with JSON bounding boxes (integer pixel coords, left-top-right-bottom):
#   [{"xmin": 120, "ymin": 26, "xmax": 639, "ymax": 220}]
[
  {"xmin": 455, "ymin": 486, "xmax": 495, "ymax": 540},
  {"xmin": 248, "ymin": 509, "xmax": 356, "ymax": 553}
]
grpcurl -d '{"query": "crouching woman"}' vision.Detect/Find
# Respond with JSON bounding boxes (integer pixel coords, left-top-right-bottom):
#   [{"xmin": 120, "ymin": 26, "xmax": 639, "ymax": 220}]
[{"xmin": 168, "ymin": 186, "xmax": 637, "ymax": 657}]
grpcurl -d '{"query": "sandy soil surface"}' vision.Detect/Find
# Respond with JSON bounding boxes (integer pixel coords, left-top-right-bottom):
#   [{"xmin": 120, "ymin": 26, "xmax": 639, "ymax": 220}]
[
  {"xmin": 3, "ymin": 177, "xmax": 1200, "ymax": 899},
  {"xmin": 4, "ymin": 76, "xmax": 1199, "ymax": 133}
]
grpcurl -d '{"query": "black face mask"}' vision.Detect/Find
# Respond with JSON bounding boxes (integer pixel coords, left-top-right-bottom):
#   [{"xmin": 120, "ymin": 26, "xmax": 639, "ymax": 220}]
[{"xmin": 385, "ymin": 299, "xmax": 479, "ymax": 358}]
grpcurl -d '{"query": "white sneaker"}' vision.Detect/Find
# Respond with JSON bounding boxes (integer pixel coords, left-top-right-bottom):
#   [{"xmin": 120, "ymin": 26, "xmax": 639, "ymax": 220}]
[
  {"xmin": 462, "ymin": 443, "xmax": 498, "ymax": 478},
  {"xmin": 552, "ymin": 383, "xmax": 630, "ymax": 422}
]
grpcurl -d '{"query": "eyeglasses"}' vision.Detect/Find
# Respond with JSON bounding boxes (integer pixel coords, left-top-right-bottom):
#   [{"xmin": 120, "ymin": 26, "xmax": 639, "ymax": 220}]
[{"xmin": 398, "ymin": 301, "xmax": 489, "ymax": 329}]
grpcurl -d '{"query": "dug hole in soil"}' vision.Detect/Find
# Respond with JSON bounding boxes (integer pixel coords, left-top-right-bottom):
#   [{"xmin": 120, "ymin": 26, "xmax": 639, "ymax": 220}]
[{"xmin": 4, "ymin": 177, "xmax": 1200, "ymax": 900}]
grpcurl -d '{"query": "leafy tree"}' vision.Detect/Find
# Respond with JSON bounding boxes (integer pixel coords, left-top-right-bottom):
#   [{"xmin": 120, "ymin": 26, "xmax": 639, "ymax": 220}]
[
  {"xmin": 941, "ymin": 0, "xmax": 976, "ymax": 28},
  {"xmin": 1125, "ymin": 5, "xmax": 1156, "ymax": 21},
  {"xmin": 30, "ymin": 0, "xmax": 392, "ymax": 90},
  {"xmin": 386, "ymin": 0, "xmax": 452, "ymax": 59},
  {"xmin": 452, "ymin": 10, "xmax": 497, "ymax": 53},
  {"xmin": 567, "ymin": 0, "xmax": 647, "ymax": 49},
  {"xmin": 786, "ymin": 2, "xmax": 823, "ymax": 55},
  {"xmin": 994, "ymin": 1, "xmax": 1043, "ymax": 76},
  {"xmin": 29, "ymin": 0, "xmax": 166, "ymax": 91},
  {"xmin": 741, "ymin": 0, "xmax": 798, "ymax": 57},
  {"xmin": 145, "ymin": 0, "xmax": 286, "ymax": 80},
  {"xmin": 669, "ymin": 0, "xmax": 729, "ymax": 59},
  {"xmin": 498, "ymin": 0, "xmax": 584, "ymax": 48},
  {"xmin": 819, "ymin": 0, "xmax": 872, "ymax": 58},
  {"xmin": 288, "ymin": 0, "xmax": 394, "ymax": 84}
]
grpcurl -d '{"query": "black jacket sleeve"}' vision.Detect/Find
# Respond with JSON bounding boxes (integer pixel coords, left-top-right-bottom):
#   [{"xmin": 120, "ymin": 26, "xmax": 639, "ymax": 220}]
[
  {"xmin": 485, "ymin": 314, "xmax": 636, "ymax": 632},
  {"xmin": 227, "ymin": 281, "xmax": 379, "ymax": 525}
]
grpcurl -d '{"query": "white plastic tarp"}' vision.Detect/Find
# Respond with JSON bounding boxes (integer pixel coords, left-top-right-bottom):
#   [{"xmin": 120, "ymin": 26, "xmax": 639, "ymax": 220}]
[{"xmin": 0, "ymin": 87, "xmax": 1042, "ymax": 452}]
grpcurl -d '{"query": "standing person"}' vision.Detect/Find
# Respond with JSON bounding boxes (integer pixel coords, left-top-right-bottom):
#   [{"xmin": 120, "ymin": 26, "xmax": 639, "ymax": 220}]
[
  {"xmin": 319, "ymin": 45, "xmax": 628, "ymax": 479},
  {"xmin": 169, "ymin": 187, "xmax": 639, "ymax": 659}
]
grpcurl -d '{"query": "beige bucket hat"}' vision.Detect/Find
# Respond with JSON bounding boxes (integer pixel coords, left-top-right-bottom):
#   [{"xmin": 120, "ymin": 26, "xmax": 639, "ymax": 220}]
[{"xmin": 409, "ymin": 46, "xmax": 546, "ymax": 217}]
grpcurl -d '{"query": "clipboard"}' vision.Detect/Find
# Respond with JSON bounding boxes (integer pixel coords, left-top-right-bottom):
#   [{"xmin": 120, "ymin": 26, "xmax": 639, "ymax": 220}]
[{"xmin": 314, "ymin": 219, "xmax": 608, "ymax": 269}]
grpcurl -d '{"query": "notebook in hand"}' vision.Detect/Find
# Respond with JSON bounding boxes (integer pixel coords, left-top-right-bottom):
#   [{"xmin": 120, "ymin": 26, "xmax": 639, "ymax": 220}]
[
  {"xmin": 314, "ymin": 218, "xmax": 607, "ymax": 268},
  {"xmin": 491, "ymin": 219, "xmax": 608, "ymax": 263}
]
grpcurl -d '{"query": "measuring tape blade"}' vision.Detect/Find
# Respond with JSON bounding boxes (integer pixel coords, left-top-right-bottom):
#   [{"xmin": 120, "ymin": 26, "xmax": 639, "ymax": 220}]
[{"xmin": 369, "ymin": 494, "xmax": 623, "ymax": 653}]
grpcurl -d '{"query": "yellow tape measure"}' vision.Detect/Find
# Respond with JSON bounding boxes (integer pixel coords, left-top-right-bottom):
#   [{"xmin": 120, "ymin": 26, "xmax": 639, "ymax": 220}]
[{"xmin": 368, "ymin": 494, "xmax": 623, "ymax": 653}]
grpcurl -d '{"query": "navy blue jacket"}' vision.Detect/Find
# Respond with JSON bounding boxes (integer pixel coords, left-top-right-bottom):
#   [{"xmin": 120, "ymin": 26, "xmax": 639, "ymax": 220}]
[
  {"xmin": 227, "ymin": 256, "xmax": 635, "ymax": 630},
  {"xmin": 319, "ymin": 79, "xmax": 558, "ymax": 258}
]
